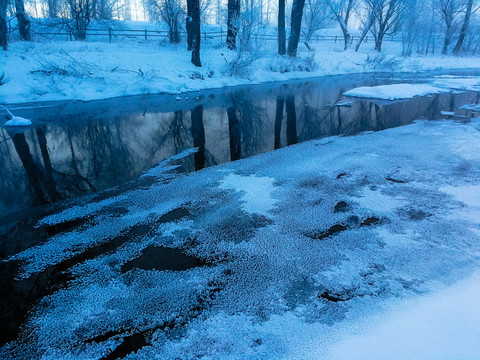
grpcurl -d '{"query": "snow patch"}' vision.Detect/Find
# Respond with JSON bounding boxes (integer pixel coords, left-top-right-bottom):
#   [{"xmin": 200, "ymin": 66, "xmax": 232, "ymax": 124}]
[
  {"xmin": 344, "ymin": 83, "xmax": 448, "ymax": 100},
  {"xmin": 354, "ymin": 187, "xmax": 407, "ymax": 214},
  {"xmin": 220, "ymin": 173, "xmax": 278, "ymax": 216},
  {"xmin": 327, "ymin": 272, "xmax": 480, "ymax": 360},
  {"xmin": 441, "ymin": 185, "xmax": 480, "ymax": 207},
  {"xmin": 459, "ymin": 104, "xmax": 480, "ymax": 112},
  {"xmin": 431, "ymin": 76, "xmax": 480, "ymax": 92},
  {"xmin": 4, "ymin": 116, "xmax": 32, "ymax": 127}
]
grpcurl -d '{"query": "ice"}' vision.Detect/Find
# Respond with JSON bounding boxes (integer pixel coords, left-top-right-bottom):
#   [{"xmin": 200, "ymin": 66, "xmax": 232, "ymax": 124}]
[
  {"xmin": 459, "ymin": 104, "xmax": 480, "ymax": 112},
  {"xmin": 431, "ymin": 76, "xmax": 480, "ymax": 92},
  {"xmin": 3, "ymin": 116, "xmax": 32, "ymax": 127},
  {"xmin": 440, "ymin": 111, "xmax": 456, "ymax": 116},
  {"xmin": 141, "ymin": 148, "xmax": 198, "ymax": 178},
  {"xmin": 344, "ymin": 83, "xmax": 448, "ymax": 100},
  {"xmin": 3, "ymin": 117, "xmax": 480, "ymax": 359}
]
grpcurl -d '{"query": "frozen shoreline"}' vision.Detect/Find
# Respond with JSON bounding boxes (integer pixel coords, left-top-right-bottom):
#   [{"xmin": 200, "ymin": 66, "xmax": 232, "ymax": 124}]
[{"xmin": 2, "ymin": 40, "xmax": 480, "ymax": 106}]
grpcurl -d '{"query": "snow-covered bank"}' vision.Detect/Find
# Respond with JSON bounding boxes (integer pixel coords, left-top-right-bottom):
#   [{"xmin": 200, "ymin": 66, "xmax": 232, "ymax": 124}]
[
  {"xmin": 327, "ymin": 272, "xmax": 480, "ymax": 360},
  {"xmin": 1, "ymin": 40, "xmax": 480, "ymax": 104},
  {"xmin": 2, "ymin": 115, "xmax": 479, "ymax": 359}
]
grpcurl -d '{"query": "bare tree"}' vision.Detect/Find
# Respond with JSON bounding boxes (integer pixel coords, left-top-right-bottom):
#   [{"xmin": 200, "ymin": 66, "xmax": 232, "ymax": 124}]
[
  {"xmin": 328, "ymin": 0, "xmax": 355, "ymax": 50},
  {"xmin": 188, "ymin": 0, "xmax": 201, "ymax": 66},
  {"xmin": 287, "ymin": 0, "xmax": 306, "ymax": 57},
  {"xmin": 368, "ymin": 0, "xmax": 405, "ymax": 51},
  {"xmin": 0, "ymin": 0, "xmax": 7, "ymax": 50},
  {"xmin": 278, "ymin": 0, "xmax": 286, "ymax": 54},
  {"xmin": 354, "ymin": 3, "xmax": 374, "ymax": 51},
  {"xmin": 227, "ymin": 0, "xmax": 240, "ymax": 49},
  {"xmin": 401, "ymin": 0, "xmax": 420, "ymax": 55},
  {"xmin": 302, "ymin": 0, "xmax": 331, "ymax": 42},
  {"xmin": 15, "ymin": 0, "xmax": 31, "ymax": 41},
  {"xmin": 64, "ymin": 0, "xmax": 93, "ymax": 40},
  {"xmin": 453, "ymin": 0, "xmax": 477, "ymax": 54},
  {"xmin": 92, "ymin": 0, "xmax": 119, "ymax": 19},
  {"xmin": 200, "ymin": 0, "xmax": 214, "ymax": 23},
  {"xmin": 153, "ymin": 0, "xmax": 183, "ymax": 43},
  {"xmin": 144, "ymin": 0, "xmax": 183, "ymax": 43},
  {"xmin": 438, "ymin": 0, "xmax": 463, "ymax": 54},
  {"xmin": 45, "ymin": 0, "xmax": 59, "ymax": 18}
]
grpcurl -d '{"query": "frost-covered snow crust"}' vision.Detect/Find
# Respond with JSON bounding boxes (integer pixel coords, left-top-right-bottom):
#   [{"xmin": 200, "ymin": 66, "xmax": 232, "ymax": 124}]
[{"xmin": 2, "ymin": 117, "xmax": 480, "ymax": 359}]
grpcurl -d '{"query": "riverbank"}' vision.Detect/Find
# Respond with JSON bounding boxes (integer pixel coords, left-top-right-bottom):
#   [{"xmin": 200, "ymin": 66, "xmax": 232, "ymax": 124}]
[{"xmin": 1, "ymin": 39, "xmax": 480, "ymax": 105}]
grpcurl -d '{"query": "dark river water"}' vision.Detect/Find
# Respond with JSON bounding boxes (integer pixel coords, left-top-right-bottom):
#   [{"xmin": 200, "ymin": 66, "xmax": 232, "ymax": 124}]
[
  {"xmin": 2, "ymin": 72, "xmax": 479, "ymax": 220},
  {"xmin": 0, "ymin": 71, "xmax": 479, "ymax": 346}
]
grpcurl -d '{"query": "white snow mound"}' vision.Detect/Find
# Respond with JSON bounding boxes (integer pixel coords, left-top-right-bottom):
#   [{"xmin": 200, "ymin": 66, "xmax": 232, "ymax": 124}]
[
  {"xmin": 4, "ymin": 116, "xmax": 32, "ymax": 127},
  {"xmin": 344, "ymin": 84, "xmax": 448, "ymax": 100}
]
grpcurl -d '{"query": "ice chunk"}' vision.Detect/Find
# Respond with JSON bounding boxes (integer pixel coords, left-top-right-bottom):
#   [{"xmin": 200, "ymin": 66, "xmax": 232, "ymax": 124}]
[
  {"xmin": 344, "ymin": 84, "xmax": 448, "ymax": 100},
  {"xmin": 4, "ymin": 116, "xmax": 32, "ymax": 127},
  {"xmin": 459, "ymin": 104, "xmax": 480, "ymax": 112},
  {"xmin": 440, "ymin": 111, "xmax": 456, "ymax": 116}
]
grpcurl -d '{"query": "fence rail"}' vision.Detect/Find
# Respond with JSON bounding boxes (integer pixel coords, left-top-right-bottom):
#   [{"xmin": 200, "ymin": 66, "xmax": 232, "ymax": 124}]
[{"xmin": 23, "ymin": 27, "xmax": 401, "ymax": 44}]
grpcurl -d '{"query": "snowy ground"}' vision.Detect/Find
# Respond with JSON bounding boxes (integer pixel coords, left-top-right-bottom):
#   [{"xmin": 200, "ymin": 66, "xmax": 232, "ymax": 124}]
[
  {"xmin": 1, "ymin": 111, "xmax": 479, "ymax": 358},
  {"xmin": 2, "ymin": 35, "xmax": 480, "ymax": 104}
]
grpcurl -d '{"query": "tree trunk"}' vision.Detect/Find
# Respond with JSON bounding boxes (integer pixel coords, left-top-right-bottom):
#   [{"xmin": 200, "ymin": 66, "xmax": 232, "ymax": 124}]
[
  {"xmin": 278, "ymin": 0, "xmax": 286, "ymax": 55},
  {"xmin": 337, "ymin": 15, "xmax": 351, "ymax": 51},
  {"xmin": 227, "ymin": 0, "xmax": 240, "ymax": 50},
  {"xmin": 15, "ymin": 0, "xmax": 31, "ymax": 41},
  {"xmin": 374, "ymin": 26, "xmax": 386, "ymax": 52},
  {"xmin": 287, "ymin": 0, "xmax": 306, "ymax": 57},
  {"xmin": 186, "ymin": 0, "xmax": 193, "ymax": 50},
  {"xmin": 453, "ymin": 0, "xmax": 473, "ymax": 55},
  {"xmin": 48, "ymin": 0, "xmax": 58, "ymax": 18},
  {"xmin": 0, "ymin": 0, "xmax": 7, "ymax": 50},
  {"xmin": 355, "ymin": 16, "xmax": 373, "ymax": 52},
  {"xmin": 189, "ymin": 0, "xmax": 201, "ymax": 67},
  {"xmin": 442, "ymin": 24, "xmax": 452, "ymax": 54}
]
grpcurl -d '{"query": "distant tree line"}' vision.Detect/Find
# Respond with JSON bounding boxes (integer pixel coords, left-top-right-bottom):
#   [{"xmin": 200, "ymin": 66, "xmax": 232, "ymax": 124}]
[{"xmin": 1, "ymin": 0, "xmax": 479, "ymax": 58}]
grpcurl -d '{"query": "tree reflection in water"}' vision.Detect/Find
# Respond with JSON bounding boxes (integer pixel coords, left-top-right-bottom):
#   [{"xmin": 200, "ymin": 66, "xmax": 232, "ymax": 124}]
[{"xmin": 1, "ymin": 74, "xmax": 479, "ymax": 218}]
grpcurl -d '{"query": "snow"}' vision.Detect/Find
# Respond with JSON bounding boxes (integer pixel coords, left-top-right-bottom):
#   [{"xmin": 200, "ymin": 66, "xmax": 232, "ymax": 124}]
[
  {"xmin": 432, "ymin": 76, "xmax": 480, "ymax": 92},
  {"xmin": 460, "ymin": 104, "xmax": 480, "ymax": 111},
  {"xmin": 354, "ymin": 187, "xmax": 407, "ymax": 214},
  {"xmin": 1, "ymin": 38, "xmax": 480, "ymax": 104},
  {"xmin": 220, "ymin": 173, "xmax": 278, "ymax": 217},
  {"xmin": 344, "ymin": 83, "xmax": 448, "ymax": 100},
  {"xmin": 2, "ymin": 116, "xmax": 480, "ymax": 359},
  {"xmin": 440, "ymin": 111, "xmax": 456, "ymax": 116},
  {"xmin": 440, "ymin": 185, "xmax": 480, "ymax": 208},
  {"xmin": 327, "ymin": 272, "xmax": 480, "ymax": 360},
  {"xmin": 3, "ymin": 116, "xmax": 32, "ymax": 126}
]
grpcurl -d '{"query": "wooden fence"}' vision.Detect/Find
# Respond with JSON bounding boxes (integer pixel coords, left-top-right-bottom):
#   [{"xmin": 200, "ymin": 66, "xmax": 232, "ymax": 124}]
[{"xmin": 27, "ymin": 27, "xmax": 400, "ymax": 44}]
